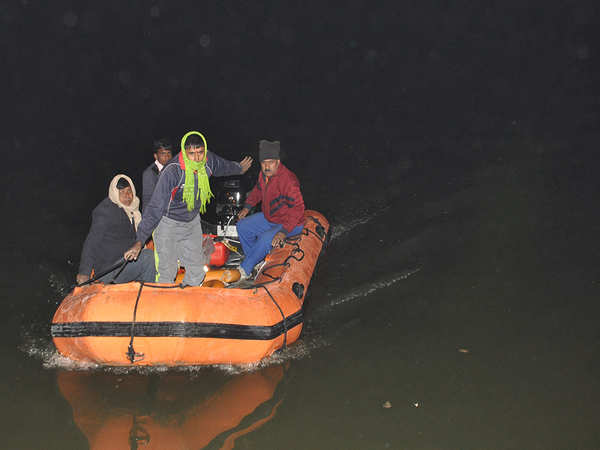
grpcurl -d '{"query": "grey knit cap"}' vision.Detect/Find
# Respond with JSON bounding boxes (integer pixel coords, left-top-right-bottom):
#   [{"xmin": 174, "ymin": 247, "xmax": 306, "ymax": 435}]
[{"xmin": 259, "ymin": 140, "xmax": 280, "ymax": 162}]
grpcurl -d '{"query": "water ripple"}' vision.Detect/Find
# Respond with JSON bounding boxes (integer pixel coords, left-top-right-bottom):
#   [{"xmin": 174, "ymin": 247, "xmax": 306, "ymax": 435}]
[{"xmin": 325, "ymin": 267, "xmax": 421, "ymax": 308}]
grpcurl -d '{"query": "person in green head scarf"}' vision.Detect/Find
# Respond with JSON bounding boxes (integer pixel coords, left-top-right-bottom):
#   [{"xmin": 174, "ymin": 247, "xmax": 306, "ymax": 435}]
[
  {"xmin": 124, "ymin": 131, "xmax": 253, "ymax": 286},
  {"xmin": 180, "ymin": 132, "xmax": 213, "ymax": 213}
]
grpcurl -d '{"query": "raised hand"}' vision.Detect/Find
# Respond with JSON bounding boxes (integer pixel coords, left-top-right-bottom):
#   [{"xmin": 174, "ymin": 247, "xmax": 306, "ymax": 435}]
[{"xmin": 239, "ymin": 156, "xmax": 253, "ymax": 174}]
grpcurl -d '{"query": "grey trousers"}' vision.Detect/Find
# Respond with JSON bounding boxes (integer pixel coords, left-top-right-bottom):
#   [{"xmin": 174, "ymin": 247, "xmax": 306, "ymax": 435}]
[{"xmin": 153, "ymin": 215, "xmax": 207, "ymax": 286}]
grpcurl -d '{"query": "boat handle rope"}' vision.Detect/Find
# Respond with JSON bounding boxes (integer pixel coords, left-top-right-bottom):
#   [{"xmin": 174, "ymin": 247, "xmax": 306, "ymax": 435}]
[
  {"xmin": 249, "ymin": 224, "xmax": 324, "ymax": 345},
  {"xmin": 109, "ymin": 259, "xmax": 130, "ymax": 284},
  {"xmin": 260, "ymin": 249, "xmax": 305, "ymax": 278},
  {"xmin": 127, "ymin": 281, "xmax": 146, "ymax": 364},
  {"xmin": 260, "ymin": 285, "xmax": 287, "ymax": 349},
  {"xmin": 243, "ymin": 226, "xmax": 321, "ymax": 346},
  {"xmin": 258, "ymin": 242, "xmax": 305, "ymax": 280},
  {"xmin": 304, "ymin": 216, "xmax": 327, "ymax": 243},
  {"xmin": 77, "ymin": 257, "xmax": 128, "ymax": 287},
  {"xmin": 302, "ymin": 227, "xmax": 325, "ymax": 244},
  {"xmin": 243, "ymin": 222, "xmax": 317, "ymax": 289}
]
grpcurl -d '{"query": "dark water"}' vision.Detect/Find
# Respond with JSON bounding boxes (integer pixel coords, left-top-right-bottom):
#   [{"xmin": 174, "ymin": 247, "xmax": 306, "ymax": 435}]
[{"xmin": 3, "ymin": 1, "xmax": 600, "ymax": 449}]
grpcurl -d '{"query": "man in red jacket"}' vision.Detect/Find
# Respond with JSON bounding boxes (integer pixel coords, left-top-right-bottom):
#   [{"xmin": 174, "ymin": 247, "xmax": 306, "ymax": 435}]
[{"xmin": 236, "ymin": 140, "xmax": 305, "ymax": 279}]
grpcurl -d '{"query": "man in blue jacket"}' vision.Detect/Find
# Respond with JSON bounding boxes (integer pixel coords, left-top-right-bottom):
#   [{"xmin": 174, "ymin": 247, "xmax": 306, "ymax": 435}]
[
  {"xmin": 124, "ymin": 131, "xmax": 253, "ymax": 285},
  {"xmin": 142, "ymin": 138, "xmax": 173, "ymax": 213}
]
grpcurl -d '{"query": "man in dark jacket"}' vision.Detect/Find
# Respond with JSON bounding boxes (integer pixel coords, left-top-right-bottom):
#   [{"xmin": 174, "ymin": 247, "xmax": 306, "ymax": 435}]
[
  {"xmin": 124, "ymin": 131, "xmax": 253, "ymax": 285},
  {"xmin": 236, "ymin": 140, "xmax": 305, "ymax": 279},
  {"xmin": 76, "ymin": 175, "xmax": 156, "ymax": 285},
  {"xmin": 142, "ymin": 138, "xmax": 173, "ymax": 213}
]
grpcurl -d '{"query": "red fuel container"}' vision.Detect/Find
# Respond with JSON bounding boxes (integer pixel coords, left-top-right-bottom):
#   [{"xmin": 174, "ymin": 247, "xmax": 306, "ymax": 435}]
[{"xmin": 209, "ymin": 241, "xmax": 229, "ymax": 267}]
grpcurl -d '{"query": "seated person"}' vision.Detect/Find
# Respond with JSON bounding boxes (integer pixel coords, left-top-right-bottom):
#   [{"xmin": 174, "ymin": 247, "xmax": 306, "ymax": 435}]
[
  {"xmin": 76, "ymin": 175, "xmax": 156, "ymax": 285},
  {"xmin": 142, "ymin": 138, "xmax": 173, "ymax": 214},
  {"xmin": 236, "ymin": 140, "xmax": 305, "ymax": 279}
]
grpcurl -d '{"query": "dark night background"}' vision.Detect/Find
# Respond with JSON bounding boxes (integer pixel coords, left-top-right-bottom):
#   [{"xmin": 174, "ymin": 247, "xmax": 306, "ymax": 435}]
[
  {"xmin": 4, "ymin": 0, "xmax": 599, "ymax": 269},
  {"xmin": 2, "ymin": 1, "xmax": 600, "ymax": 448}
]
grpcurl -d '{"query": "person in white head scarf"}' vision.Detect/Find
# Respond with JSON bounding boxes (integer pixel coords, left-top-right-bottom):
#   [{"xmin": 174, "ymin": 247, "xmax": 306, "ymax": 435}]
[{"xmin": 76, "ymin": 174, "xmax": 155, "ymax": 285}]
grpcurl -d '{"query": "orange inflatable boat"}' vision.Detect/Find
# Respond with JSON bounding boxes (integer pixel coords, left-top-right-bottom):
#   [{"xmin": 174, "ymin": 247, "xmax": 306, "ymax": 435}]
[{"xmin": 51, "ymin": 211, "xmax": 329, "ymax": 366}]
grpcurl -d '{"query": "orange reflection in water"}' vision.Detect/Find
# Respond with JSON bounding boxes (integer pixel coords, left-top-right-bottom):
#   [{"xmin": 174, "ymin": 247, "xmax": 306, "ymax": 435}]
[{"xmin": 57, "ymin": 365, "xmax": 285, "ymax": 449}]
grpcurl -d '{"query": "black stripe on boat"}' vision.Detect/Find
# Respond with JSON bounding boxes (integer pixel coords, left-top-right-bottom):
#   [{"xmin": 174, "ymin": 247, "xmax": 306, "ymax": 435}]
[{"xmin": 51, "ymin": 310, "xmax": 303, "ymax": 340}]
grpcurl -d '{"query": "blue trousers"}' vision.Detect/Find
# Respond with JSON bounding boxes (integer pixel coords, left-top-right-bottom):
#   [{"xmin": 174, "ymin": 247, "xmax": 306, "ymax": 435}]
[{"xmin": 237, "ymin": 213, "xmax": 303, "ymax": 274}]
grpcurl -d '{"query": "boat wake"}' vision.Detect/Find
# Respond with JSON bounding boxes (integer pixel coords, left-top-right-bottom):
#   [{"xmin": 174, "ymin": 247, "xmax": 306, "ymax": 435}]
[
  {"xmin": 21, "ymin": 332, "xmax": 101, "ymax": 371},
  {"xmin": 330, "ymin": 204, "xmax": 390, "ymax": 241},
  {"xmin": 215, "ymin": 336, "xmax": 331, "ymax": 375},
  {"xmin": 322, "ymin": 267, "xmax": 421, "ymax": 309},
  {"xmin": 47, "ymin": 271, "xmax": 73, "ymax": 299}
]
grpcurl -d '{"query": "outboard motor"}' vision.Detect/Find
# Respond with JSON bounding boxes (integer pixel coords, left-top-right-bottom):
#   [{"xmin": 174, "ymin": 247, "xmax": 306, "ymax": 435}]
[{"xmin": 215, "ymin": 177, "xmax": 246, "ymax": 238}]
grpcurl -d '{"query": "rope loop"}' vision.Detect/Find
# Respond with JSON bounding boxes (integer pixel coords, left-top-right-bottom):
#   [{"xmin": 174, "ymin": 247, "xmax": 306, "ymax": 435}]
[
  {"xmin": 261, "ymin": 285, "xmax": 287, "ymax": 349},
  {"xmin": 126, "ymin": 282, "xmax": 145, "ymax": 363}
]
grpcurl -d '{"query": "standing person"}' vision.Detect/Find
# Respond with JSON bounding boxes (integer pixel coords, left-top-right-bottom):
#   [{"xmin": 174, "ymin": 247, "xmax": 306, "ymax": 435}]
[
  {"xmin": 142, "ymin": 138, "xmax": 173, "ymax": 213},
  {"xmin": 76, "ymin": 175, "xmax": 156, "ymax": 285},
  {"xmin": 236, "ymin": 140, "xmax": 305, "ymax": 279},
  {"xmin": 124, "ymin": 131, "xmax": 253, "ymax": 286}
]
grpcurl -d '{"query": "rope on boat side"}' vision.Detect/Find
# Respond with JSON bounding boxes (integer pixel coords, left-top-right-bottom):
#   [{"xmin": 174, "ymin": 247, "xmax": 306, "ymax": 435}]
[
  {"xmin": 303, "ymin": 216, "xmax": 327, "ymax": 244},
  {"xmin": 109, "ymin": 259, "xmax": 130, "ymax": 283},
  {"xmin": 260, "ymin": 285, "xmax": 287, "ymax": 349},
  {"xmin": 251, "ymin": 232, "xmax": 316, "ymax": 348},
  {"xmin": 126, "ymin": 281, "xmax": 145, "ymax": 363},
  {"xmin": 256, "ymin": 240, "xmax": 304, "ymax": 281}
]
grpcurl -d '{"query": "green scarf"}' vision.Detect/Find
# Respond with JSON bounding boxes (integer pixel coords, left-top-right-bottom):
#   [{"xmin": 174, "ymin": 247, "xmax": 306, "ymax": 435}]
[{"xmin": 181, "ymin": 131, "xmax": 214, "ymax": 213}]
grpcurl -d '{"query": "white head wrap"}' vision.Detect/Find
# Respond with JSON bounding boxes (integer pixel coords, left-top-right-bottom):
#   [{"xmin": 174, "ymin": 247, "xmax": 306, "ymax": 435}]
[{"xmin": 108, "ymin": 174, "xmax": 142, "ymax": 230}]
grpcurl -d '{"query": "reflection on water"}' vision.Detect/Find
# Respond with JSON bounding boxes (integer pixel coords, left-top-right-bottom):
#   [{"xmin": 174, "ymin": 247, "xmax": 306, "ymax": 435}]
[{"xmin": 57, "ymin": 365, "xmax": 286, "ymax": 449}]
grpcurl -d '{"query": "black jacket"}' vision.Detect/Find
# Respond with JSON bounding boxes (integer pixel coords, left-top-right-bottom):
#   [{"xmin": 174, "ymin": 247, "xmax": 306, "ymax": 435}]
[
  {"xmin": 142, "ymin": 161, "xmax": 160, "ymax": 213},
  {"xmin": 78, "ymin": 198, "xmax": 137, "ymax": 276}
]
